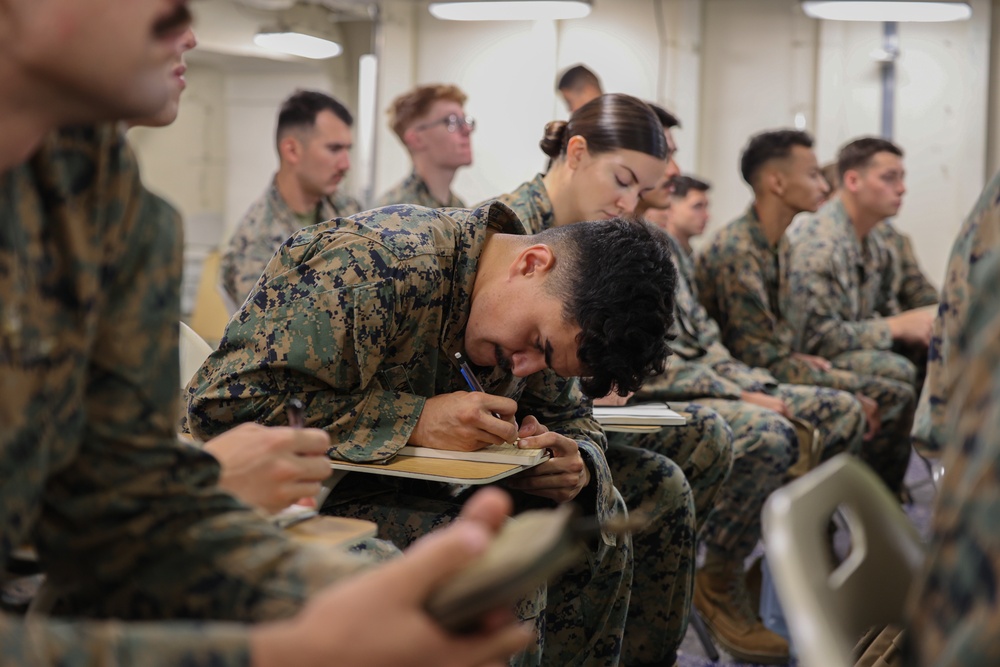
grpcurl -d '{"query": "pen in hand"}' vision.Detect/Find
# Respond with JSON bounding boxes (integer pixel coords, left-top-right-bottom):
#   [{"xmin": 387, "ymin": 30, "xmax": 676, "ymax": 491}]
[
  {"xmin": 454, "ymin": 352, "xmax": 519, "ymax": 442},
  {"xmin": 284, "ymin": 397, "xmax": 334, "ymax": 510}
]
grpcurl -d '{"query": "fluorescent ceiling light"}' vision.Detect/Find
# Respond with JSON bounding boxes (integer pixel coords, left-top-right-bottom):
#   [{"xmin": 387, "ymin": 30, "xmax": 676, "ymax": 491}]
[
  {"xmin": 429, "ymin": 1, "xmax": 592, "ymax": 21},
  {"xmin": 802, "ymin": 1, "xmax": 972, "ymax": 22},
  {"xmin": 253, "ymin": 31, "xmax": 343, "ymax": 59}
]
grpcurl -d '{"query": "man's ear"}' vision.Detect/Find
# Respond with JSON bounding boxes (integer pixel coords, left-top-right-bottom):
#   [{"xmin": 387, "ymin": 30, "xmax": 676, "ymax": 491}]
[
  {"xmin": 509, "ymin": 244, "xmax": 557, "ymax": 280},
  {"xmin": 403, "ymin": 126, "xmax": 424, "ymax": 153},
  {"xmin": 842, "ymin": 169, "xmax": 861, "ymax": 193},
  {"xmin": 565, "ymin": 135, "xmax": 589, "ymax": 171},
  {"xmin": 278, "ymin": 135, "xmax": 302, "ymax": 165}
]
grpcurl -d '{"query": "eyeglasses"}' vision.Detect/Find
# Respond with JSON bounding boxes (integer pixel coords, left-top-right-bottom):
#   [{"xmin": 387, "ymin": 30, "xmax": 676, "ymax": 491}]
[{"xmin": 415, "ymin": 113, "xmax": 476, "ymax": 134}]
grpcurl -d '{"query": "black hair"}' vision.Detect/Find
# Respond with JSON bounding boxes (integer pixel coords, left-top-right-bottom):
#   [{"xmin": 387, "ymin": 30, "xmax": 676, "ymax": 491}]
[
  {"xmin": 539, "ymin": 93, "xmax": 667, "ymax": 161},
  {"xmin": 556, "ymin": 64, "xmax": 602, "ymax": 92},
  {"xmin": 670, "ymin": 175, "xmax": 711, "ymax": 198},
  {"xmin": 275, "ymin": 89, "xmax": 353, "ymax": 149},
  {"xmin": 837, "ymin": 137, "xmax": 904, "ymax": 181},
  {"xmin": 740, "ymin": 129, "xmax": 814, "ymax": 186},
  {"xmin": 535, "ymin": 218, "xmax": 677, "ymax": 397}
]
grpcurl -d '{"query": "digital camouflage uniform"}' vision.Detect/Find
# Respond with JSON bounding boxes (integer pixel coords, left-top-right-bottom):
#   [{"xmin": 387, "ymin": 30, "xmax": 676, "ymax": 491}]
[
  {"xmin": 375, "ymin": 170, "xmax": 466, "ymax": 208},
  {"xmin": 642, "ymin": 233, "xmax": 865, "ymax": 561},
  {"xmin": 495, "ymin": 175, "xmax": 717, "ymax": 666},
  {"xmin": 187, "ymin": 202, "xmax": 650, "ymax": 667},
  {"xmin": 904, "ymin": 245, "xmax": 1000, "ymax": 667},
  {"xmin": 695, "ymin": 205, "xmax": 915, "ymax": 491},
  {"xmin": 911, "ymin": 172, "xmax": 1000, "ymax": 456},
  {"xmin": 219, "ymin": 178, "xmax": 362, "ymax": 307},
  {"xmin": 785, "ymin": 197, "xmax": 921, "ymax": 388},
  {"xmin": 0, "ymin": 125, "xmax": 371, "ymax": 667},
  {"xmin": 871, "ymin": 221, "xmax": 939, "ymax": 312}
]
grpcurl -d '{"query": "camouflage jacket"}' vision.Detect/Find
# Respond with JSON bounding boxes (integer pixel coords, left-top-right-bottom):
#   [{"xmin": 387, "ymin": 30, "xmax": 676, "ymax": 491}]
[
  {"xmin": 187, "ymin": 202, "xmax": 620, "ymax": 546},
  {"xmin": 640, "ymin": 233, "xmax": 778, "ymax": 402},
  {"xmin": 912, "ymin": 171, "xmax": 1000, "ymax": 453},
  {"xmin": 695, "ymin": 205, "xmax": 798, "ymax": 371},
  {"xmin": 0, "ymin": 126, "xmax": 364, "ymax": 667},
  {"xmin": 375, "ymin": 170, "xmax": 466, "ymax": 209},
  {"xmin": 785, "ymin": 197, "xmax": 897, "ymax": 358},
  {"xmin": 906, "ymin": 244, "xmax": 1000, "ymax": 665},
  {"xmin": 871, "ymin": 221, "xmax": 938, "ymax": 311},
  {"xmin": 495, "ymin": 174, "xmax": 555, "ymax": 235},
  {"xmin": 219, "ymin": 178, "xmax": 361, "ymax": 307}
]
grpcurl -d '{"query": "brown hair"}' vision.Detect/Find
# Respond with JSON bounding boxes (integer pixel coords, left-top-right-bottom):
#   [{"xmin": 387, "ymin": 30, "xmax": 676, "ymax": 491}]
[
  {"xmin": 540, "ymin": 93, "xmax": 667, "ymax": 161},
  {"xmin": 387, "ymin": 84, "xmax": 468, "ymax": 142},
  {"xmin": 837, "ymin": 137, "xmax": 903, "ymax": 181}
]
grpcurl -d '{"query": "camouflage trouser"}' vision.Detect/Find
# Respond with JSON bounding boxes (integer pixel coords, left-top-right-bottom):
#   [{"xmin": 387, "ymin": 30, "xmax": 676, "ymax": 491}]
[
  {"xmin": 326, "ymin": 477, "xmax": 630, "ymax": 667},
  {"xmin": 772, "ymin": 351, "xmax": 917, "ymax": 492},
  {"xmin": 688, "ymin": 384, "xmax": 865, "ymax": 561},
  {"xmin": 607, "ymin": 441, "xmax": 696, "ymax": 667},
  {"xmin": 607, "ymin": 402, "xmax": 734, "ymax": 530}
]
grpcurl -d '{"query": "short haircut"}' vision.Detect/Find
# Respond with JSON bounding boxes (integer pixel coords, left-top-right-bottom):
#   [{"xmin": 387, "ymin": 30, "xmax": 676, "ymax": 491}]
[
  {"xmin": 540, "ymin": 93, "xmax": 667, "ymax": 161},
  {"xmin": 740, "ymin": 129, "xmax": 814, "ymax": 186},
  {"xmin": 557, "ymin": 65, "xmax": 602, "ymax": 93},
  {"xmin": 647, "ymin": 103, "xmax": 681, "ymax": 130},
  {"xmin": 276, "ymin": 89, "xmax": 353, "ymax": 149},
  {"xmin": 387, "ymin": 83, "xmax": 468, "ymax": 143},
  {"xmin": 534, "ymin": 217, "xmax": 677, "ymax": 397},
  {"xmin": 837, "ymin": 137, "xmax": 903, "ymax": 181},
  {"xmin": 670, "ymin": 175, "xmax": 711, "ymax": 199}
]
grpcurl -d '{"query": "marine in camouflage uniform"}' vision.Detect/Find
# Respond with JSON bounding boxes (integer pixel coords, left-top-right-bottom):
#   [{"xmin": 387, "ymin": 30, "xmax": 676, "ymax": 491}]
[
  {"xmin": 496, "ymin": 174, "xmax": 721, "ymax": 666},
  {"xmin": 0, "ymin": 125, "xmax": 370, "ymax": 667},
  {"xmin": 784, "ymin": 196, "xmax": 923, "ymax": 389},
  {"xmin": 642, "ymin": 231, "xmax": 866, "ymax": 663},
  {"xmin": 911, "ymin": 172, "xmax": 1000, "ymax": 456},
  {"xmin": 696, "ymin": 205, "xmax": 915, "ymax": 491},
  {"xmin": 376, "ymin": 170, "xmax": 466, "ymax": 208},
  {"xmin": 188, "ymin": 202, "xmax": 678, "ymax": 666},
  {"xmin": 904, "ymin": 198, "xmax": 1000, "ymax": 666},
  {"xmin": 218, "ymin": 178, "xmax": 361, "ymax": 307}
]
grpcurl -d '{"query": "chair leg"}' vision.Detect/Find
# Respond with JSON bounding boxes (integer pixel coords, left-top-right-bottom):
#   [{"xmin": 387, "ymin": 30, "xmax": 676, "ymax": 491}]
[{"xmin": 690, "ymin": 605, "xmax": 720, "ymax": 661}]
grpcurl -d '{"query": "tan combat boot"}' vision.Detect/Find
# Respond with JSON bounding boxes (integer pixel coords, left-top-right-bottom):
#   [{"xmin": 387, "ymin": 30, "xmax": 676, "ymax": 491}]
[{"xmin": 693, "ymin": 552, "xmax": 790, "ymax": 664}]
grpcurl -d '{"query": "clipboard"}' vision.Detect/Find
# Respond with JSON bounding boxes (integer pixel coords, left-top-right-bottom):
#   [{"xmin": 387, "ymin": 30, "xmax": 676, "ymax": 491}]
[{"xmin": 329, "ymin": 454, "xmax": 546, "ymax": 485}]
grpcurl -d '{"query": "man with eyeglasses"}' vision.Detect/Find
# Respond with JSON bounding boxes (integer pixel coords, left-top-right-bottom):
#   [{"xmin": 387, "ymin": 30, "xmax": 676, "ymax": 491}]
[
  {"xmin": 785, "ymin": 137, "xmax": 935, "ymax": 401},
  {"xmin": 377, "ymin": 84, "xmax": 474, "ymax": 209},
  {"xmin": 220, "ymin": 89, "xmax": 361, "ymax": 307}
]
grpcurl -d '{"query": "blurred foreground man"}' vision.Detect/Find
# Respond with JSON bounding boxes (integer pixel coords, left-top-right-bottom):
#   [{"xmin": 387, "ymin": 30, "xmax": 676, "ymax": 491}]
[{"xmin": 0, "ymin": 1, "xmax": 530, "ymax": 665}]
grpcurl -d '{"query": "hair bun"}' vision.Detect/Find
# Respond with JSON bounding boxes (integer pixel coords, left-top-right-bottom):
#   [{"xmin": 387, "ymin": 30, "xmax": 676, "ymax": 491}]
[{"xmin": 540, "ymin": 120, "xmax": 568, "ymax": 157}]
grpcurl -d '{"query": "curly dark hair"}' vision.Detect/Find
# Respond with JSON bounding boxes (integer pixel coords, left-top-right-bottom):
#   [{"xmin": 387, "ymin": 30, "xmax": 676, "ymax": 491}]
[{"xmin": 536, "ymin": 217, "xmax": 677, "ymax": 397}]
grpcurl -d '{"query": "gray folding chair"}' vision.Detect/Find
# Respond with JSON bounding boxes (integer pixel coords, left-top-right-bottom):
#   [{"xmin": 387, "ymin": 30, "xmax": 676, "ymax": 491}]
[{"xmin": 762, "ymin": 454, "xmax": 924, "ymax": 667}]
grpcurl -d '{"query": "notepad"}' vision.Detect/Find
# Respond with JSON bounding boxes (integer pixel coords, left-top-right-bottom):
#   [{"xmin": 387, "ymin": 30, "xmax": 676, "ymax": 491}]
[
  {"xmin": 593, "ymin": 402, "xmax": 688, "ymax": 427},
  {"xmin": 398, "ymin": 443, "xmax": 548, "ymax": 466}
]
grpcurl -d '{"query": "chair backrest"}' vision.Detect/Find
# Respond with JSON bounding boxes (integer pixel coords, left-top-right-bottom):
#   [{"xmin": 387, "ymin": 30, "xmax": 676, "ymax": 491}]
[
  {"xmin": 179, "ymin": 321, "xmax": 214, "ymax": 390},
  {"xmin": 762, "ymin": 454, "xmax": 924, "ymax": 667}
]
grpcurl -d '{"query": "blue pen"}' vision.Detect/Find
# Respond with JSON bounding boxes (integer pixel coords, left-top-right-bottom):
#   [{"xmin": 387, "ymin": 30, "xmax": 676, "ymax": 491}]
[{"xmin": 454, "ymin": 352, "xmax": 518, "ymax": 436}]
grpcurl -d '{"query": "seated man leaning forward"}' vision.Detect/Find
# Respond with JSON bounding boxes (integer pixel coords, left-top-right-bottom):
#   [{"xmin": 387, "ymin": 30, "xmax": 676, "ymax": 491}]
[{"xmin": 187, "ymin": 205, "xmax": 678, "ymax": 665}]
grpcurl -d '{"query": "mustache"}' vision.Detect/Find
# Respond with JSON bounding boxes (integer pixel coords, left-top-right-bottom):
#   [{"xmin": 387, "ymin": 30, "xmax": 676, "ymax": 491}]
[{"xmin": 153, "ymin": 3, "xmax": 193, "ymax": 39}]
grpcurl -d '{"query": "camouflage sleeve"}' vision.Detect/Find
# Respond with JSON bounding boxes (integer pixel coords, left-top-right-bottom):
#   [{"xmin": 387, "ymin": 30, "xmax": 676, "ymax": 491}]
[
  {"xmin": 219, "ymin": 221, "xmax": 283, "ymax": 308},
  {"xmin": 0, "ymin": 615, "xmax": 250, "ymax": 667},
  {"xmin": 636, "ymin": 350, "xmax": 747, "ymax": 402},
  {"xmin": 895, "ymin": 233, "xmax": 939, "ymax": 310},
  {"xmin": 697, "ymin": 249, "xmax": 792, "ymax": 370},
  {"xmin": 786, "ymin": 236, "xmax": 893, "ymax": 357},
  {"xmin": 187, "ymin": 234, "xmax": 426, "ymax": 462},
  {"xmin": 517, "ymin": 373, "xmax": 619, "ymax": 546},
  {"xmin": 38, "ymin": 143, "xmax": 366, "ymax": 628}
]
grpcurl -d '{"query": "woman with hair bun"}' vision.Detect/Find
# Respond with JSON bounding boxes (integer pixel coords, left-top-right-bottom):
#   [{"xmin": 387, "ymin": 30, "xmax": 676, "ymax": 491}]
[
  {"xmin": 498, "ymin": 93, "xmax": 669, "ymax": 233},
  {"xmin": 490, "ymin": 93, "xmax": 734, "ymax": 667}
]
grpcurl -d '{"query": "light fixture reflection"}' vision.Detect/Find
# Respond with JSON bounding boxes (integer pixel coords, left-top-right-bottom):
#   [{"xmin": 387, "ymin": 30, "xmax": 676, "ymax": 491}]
[
  {"xmin": 801, "ymin": 1, "xmax": 972, "ymax": 22},
  {"xmin": 253, "ymin": 31, "xmax": 343, "ymax": 59},
  {"xmin": 429, "ymin": 1, "xmax": 592, "ymax": 21}
]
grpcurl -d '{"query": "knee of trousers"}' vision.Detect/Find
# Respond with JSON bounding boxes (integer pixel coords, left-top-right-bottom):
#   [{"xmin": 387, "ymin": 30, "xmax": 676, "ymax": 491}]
[
  {"xmin": 681, "ymin": 405, "xmax": 736, "ymax": 482},
  {"xmin": 739, "ymin": 415, "xmax": 798, "ymax": 474},
  {"xmin": 644, "ymin": 456, "xmax": 695, "ymax": 526},
  {"xmin": 826, "ymin": 390, "xmax": 867, "ymax": 452}
]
